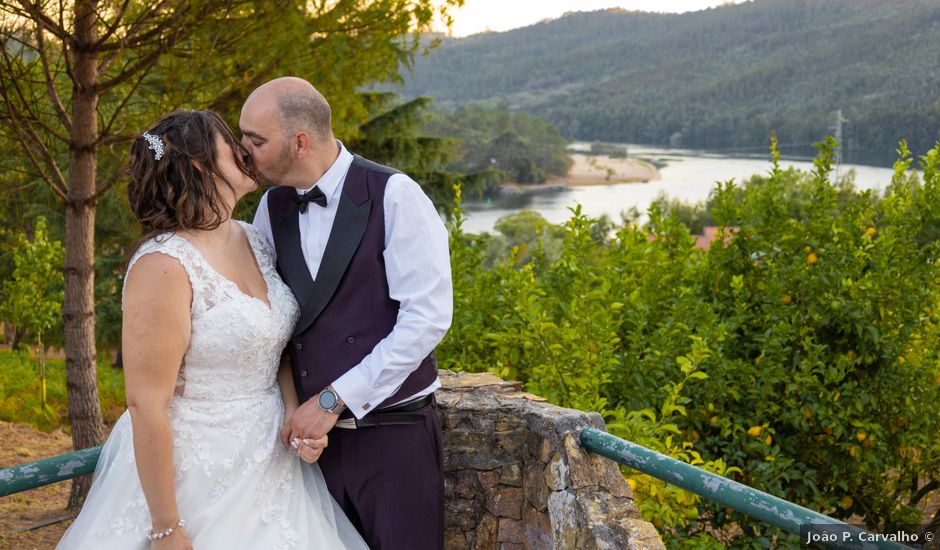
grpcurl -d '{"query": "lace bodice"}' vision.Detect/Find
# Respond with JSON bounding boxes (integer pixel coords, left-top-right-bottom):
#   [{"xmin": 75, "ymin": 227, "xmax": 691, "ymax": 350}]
[{"xmin": 124, "ymin": 221, "xmax": 300, "ymax": 401}]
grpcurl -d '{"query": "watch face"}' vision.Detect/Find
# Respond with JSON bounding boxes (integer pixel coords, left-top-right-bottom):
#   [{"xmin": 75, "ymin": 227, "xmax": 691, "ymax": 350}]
[{"xmin": 319, "ymin": 390, "xmax": 337, "ymax": 410}]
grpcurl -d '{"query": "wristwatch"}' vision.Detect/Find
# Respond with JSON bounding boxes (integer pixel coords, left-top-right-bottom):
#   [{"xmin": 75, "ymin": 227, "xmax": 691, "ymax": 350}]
[{"xmin": 318, "ymin": 387, "xmax": 345, "ymax": 415}]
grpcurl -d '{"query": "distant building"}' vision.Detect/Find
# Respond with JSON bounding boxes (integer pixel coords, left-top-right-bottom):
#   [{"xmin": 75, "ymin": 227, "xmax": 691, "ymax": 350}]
[
  {"xmin": 647, "ymin": 226, "xmax": 738, "ymax": 249},
  {"xmin": 694, "ymin": 226, "xmax": 738, "ymax": 249}
]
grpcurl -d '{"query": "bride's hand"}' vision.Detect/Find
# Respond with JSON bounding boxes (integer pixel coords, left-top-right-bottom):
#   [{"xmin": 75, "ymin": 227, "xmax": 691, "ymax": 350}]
[
  {"xmin": 150, "ymin": 527, "xmax": 192, "ymax": 550},
  {"xmin": 290, "ymin": 435, "xmax": 328, "ymax": 463}
]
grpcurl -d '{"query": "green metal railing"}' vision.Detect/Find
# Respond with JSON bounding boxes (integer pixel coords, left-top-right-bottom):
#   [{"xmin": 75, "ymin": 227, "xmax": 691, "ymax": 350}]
[
  {"xmin": 0, "ymin": 430, "xmax": 920, "ymax": 549},
  {"xmin": 0, "ymin": 445, "xmax": 101, "ymax": 497},
  {"xmin": 580, "ymin": 427, "xmax": 913, "ymax": 550}
]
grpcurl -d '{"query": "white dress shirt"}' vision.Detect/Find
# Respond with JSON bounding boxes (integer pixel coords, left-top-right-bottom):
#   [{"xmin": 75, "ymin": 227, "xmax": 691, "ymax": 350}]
[{"xmin": 253, "ymin": 142, "xmax": 453, "ymax": 419}]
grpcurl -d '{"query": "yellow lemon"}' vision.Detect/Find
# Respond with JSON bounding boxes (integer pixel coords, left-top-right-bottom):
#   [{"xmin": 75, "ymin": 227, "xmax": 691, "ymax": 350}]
[
  {"xmin": 839, "ymin": 496, "xmax": 854, "ymax": 508},
  {"xmin": 782, "ymin": 294, "xmax": 792, "ymax": 305},
  {"xmin": 856, "ymin": 431, "xmax": 867, "ymax": 442},
  {"xmin": 864, "ymin": 227, "xmax": 877, "ymax": 238},
  {"xmin": 747, "ymin": 426, "xmax": 763, "ymax": 437},
  {"xmin": 764, "ymin": 434, "xmax": 773, "ymax": 446},
  {"xmin": 806, "ymin": 252, "xmax": 818, "ymax": 266}
]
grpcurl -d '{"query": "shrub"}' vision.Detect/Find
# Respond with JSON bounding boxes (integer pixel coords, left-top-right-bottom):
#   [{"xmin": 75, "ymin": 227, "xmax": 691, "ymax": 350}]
[{"xmin": 439, "ymin": 138, "xmax": 940, "ymax": 546}]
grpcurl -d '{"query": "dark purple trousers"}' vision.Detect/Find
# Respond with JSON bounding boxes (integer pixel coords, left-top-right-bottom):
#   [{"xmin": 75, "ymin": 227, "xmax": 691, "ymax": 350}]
[{"xmin": 318, "ymin": 402, "xmax": 444, "ymax": 549}]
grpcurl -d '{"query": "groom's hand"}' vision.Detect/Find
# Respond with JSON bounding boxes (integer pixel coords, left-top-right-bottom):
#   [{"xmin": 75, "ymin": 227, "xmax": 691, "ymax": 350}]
[{"xmin": 288, "ymin": 397, "xmax": 340, "ymax": 441}]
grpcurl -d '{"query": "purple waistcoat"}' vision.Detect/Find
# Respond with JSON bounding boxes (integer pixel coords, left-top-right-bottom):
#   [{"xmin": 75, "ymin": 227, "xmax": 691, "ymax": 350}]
[{"xmin": 267, "ymin": 155, "xmax": 438, "ymax": 410}]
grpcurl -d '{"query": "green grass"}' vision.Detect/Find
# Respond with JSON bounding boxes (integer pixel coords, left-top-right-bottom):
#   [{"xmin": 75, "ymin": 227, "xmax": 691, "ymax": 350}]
[{"xmin": 0, "ymin": 349, "xmax": 126, "ymax": 432}]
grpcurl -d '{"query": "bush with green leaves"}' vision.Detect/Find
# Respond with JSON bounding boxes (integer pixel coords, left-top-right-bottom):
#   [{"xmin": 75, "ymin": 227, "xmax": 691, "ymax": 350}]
[
  {"xmin": 439, "ymin": 138, "xmax": 940, "ymax": 547},
  {"xmin": 0, "ymin": 217, "xmax": 64, "ymax": 346},
  {"xmin": 0, "ymin": 217, "xmax": 65, "ymax": 407}
]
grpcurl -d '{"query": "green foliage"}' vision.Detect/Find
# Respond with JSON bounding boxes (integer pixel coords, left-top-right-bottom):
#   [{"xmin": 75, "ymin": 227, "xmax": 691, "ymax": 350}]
[
  {"xmin": 651, "ymin": 194, "xmax": 713, "ymax": 235},
  {"xmin": 425, "ymin": 104, "xmax": 571, "ymax": 188},
  {"xmin": 606, "ymin": 337, "xmax": 742, "ymax": 545},
  {"xmin": 0, "ymin": 217, "xmax": 64, "ymax": 345},
  {"xmin": 402, "ymin": 0, "xmax": 940, "ymax": 165},
  {"xmin": 0, "ymin": 350, "xmax": 126, "ymax": 432},
  {"xmin": 1, "ymin": 0, "xmax": 463, "ymax": 357},
  {"xmin": 589, "ymin": 142, "xmax": 628, "ymax": 158},
  {"xmin": 344, "ymin": 93, "xmax": 469, "ymax": 214},
  {"xmin": 439, "ymin": 139, "xmax": 940, "ymax": 545}
]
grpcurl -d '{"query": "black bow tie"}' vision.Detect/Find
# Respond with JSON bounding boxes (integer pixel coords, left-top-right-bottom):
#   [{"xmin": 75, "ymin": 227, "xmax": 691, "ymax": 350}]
[{"xmin": 293, "ymin": 186, "xmax": 327, "ymax": 213}]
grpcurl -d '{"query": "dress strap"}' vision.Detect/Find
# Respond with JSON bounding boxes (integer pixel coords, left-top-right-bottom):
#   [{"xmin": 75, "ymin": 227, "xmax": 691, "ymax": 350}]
[{"xmin": 123, "ymin": 234, "xmax": 210, "ymax": 317}]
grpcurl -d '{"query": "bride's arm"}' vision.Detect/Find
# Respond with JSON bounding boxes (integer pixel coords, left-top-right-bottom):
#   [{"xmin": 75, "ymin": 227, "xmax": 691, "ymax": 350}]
[
  {"xmin": 122, "ymin": 253, "xmax": 193, "ymax": 546},
  {"xmin": 277, "ymin": 354, "xmax": 300, "ymax": 446},
  {"xmin": 277, "ymin": 356, "xmax": 328, "ymax": 463}
]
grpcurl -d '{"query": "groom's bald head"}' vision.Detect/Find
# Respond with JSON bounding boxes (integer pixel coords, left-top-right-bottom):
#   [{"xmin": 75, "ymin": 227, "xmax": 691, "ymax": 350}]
[
  {"xmin": 240, "ymin": 77, "xmax": 340, "ymax": 189},
  {"xmin": 244, "ymin": 77, "xmax": 333, "ymax": 144}
]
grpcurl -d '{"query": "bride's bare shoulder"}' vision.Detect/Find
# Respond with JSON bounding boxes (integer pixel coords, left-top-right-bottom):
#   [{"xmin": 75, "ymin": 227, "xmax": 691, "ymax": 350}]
[{"xmin": 123, "ymin": 249, "xmax": 192, "ymax": 307}]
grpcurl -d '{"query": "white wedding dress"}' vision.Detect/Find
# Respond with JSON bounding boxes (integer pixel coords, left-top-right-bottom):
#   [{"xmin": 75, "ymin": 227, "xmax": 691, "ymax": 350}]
[{"xmin": 58, "ymin": 221, "xmax": 367, "ymax": 550}]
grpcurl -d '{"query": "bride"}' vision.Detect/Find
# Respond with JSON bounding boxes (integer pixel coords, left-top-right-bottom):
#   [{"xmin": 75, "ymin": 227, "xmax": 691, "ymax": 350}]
[{"xmin": 57, "ymin": 110, "xmax": 367, "ymax": 549}]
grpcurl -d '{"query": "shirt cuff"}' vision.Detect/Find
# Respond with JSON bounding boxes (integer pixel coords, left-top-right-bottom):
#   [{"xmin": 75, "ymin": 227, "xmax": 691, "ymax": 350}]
[{"xmin": 330, "ymin": 368, "xmax": 384, "ymax": 420}]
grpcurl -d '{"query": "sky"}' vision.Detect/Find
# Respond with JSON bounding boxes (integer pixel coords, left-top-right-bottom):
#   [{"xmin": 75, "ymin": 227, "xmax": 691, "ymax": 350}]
[{"xmin": 435, "ymin": 0, "xmax": 740, "ymax": 37}]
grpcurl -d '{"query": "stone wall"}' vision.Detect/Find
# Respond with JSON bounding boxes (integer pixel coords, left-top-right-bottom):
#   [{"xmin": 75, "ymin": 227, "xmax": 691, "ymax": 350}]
[{"xmin": 437, "ymin": 371, "xmax": 664, "ymax": 550}]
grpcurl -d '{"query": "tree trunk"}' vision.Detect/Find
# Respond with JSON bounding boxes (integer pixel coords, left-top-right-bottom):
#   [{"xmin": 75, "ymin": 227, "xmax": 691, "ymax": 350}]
[
  {"xmin": 10, "ymin": 326, "xmax": 23, "ymax": 351},
  {"xmin": 65, "ymin": 0, "xmax": 105, "ymax": 511}
]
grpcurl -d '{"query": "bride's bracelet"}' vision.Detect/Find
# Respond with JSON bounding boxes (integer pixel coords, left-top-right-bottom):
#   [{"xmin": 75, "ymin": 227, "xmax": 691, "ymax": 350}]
[{"xmin": 147, "ymin": 518, "xmax": 185, "ymax": 541}]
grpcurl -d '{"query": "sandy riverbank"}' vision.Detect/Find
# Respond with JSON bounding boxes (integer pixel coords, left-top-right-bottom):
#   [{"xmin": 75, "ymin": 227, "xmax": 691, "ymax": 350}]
[
  {"xmin": 566, "ymin": 153, "xmax": 661, "ymax": 185},
  {"xmin": 499, "ymin": 153, "xmax": 661, "ymax": 195}
]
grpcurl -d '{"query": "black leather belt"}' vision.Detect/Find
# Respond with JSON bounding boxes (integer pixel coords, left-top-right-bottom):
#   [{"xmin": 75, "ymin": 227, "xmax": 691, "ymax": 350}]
[{"xmin": 342, "ymin": 394, "xmax": 434, "ymax": 429}]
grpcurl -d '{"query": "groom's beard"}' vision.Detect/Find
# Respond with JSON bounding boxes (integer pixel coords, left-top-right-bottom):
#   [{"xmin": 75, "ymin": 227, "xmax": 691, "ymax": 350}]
[{"xmin": 255, "ymin": 145, "xmax": 294, "ymax": 187}]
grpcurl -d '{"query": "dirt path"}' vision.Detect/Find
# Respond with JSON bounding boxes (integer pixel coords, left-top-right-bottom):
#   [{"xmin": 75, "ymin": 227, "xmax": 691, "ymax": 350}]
[{"xmin": 0, "ymin": 422, "xmax": 74, "ymax": 549}]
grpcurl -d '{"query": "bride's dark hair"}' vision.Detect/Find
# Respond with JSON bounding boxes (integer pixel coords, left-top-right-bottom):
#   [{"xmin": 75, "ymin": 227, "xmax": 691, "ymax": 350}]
[{"xmin": 128, "ymin": 110, "xmax": 254, "ymax": 238}]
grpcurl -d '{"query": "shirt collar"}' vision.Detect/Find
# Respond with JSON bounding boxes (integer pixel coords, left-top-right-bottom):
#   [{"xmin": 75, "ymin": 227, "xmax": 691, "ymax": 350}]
[{"xmin": 295, "ymin": 140, "xmax": 353, "ymax": 204}]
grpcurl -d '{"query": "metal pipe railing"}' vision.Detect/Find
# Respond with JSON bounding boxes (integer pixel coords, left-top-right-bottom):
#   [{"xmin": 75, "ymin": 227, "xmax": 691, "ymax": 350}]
[
  {"xmin": 0, "ymin": 429, "xmax": 920, "ymax": 550},
  {"xmin": 580, "ymin": 427, "xmax": 913, "ymax": 550},
  {"xmin": 0, "ymin": 445, "xmax": 101, "ymax": 497}
]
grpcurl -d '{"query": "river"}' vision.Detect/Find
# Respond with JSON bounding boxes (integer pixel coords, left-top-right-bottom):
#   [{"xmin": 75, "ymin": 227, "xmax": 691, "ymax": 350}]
[{"xmin": 459, "ymin": 144, "xmax": 898, "ymax": 233}]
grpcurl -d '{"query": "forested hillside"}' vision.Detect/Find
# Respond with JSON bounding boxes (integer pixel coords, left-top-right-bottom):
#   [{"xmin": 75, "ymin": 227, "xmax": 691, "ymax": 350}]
[{"xmin": 400, "ymin": 0, "xmax": 940, "ymax": 165}]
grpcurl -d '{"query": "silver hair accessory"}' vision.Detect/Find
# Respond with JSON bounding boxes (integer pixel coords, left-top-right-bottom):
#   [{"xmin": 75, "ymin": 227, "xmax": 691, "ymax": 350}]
[{"xmin": 142, "ymin": 131, "xmax": 164, "ymax": 160}]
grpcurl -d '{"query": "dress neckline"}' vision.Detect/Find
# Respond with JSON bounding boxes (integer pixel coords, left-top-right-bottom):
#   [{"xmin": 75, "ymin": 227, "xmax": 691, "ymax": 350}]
[{"xmin": 172, "ymin": 221, "xmax": 272, "ymax": 309}]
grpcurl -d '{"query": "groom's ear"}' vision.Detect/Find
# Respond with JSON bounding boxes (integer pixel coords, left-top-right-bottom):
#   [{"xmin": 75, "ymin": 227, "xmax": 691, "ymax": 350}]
[{"xmin": 292, "ymin": 131, "xmax": 313, "ymax": 159}]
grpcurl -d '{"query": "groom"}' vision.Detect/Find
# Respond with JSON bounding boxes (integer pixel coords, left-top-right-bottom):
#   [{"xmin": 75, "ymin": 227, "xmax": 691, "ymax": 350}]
[{"xmin": 242, "ymin": 77, "xmax": 452, "ymax": 549}]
